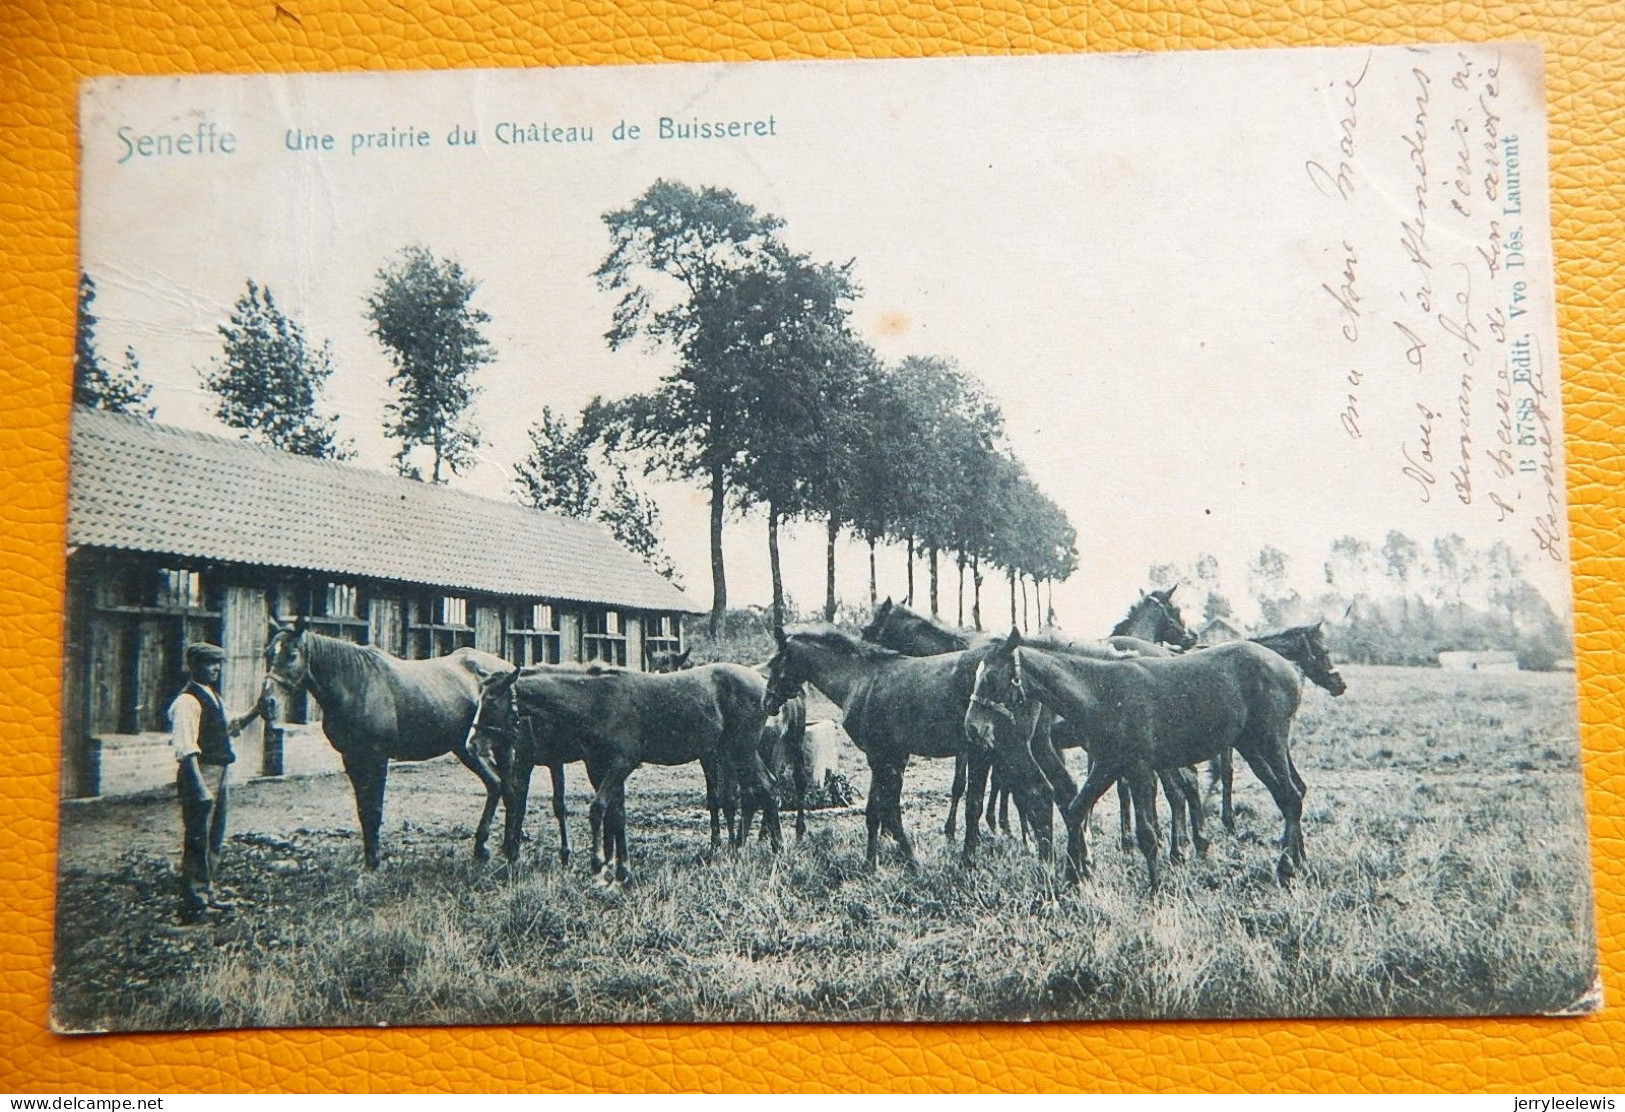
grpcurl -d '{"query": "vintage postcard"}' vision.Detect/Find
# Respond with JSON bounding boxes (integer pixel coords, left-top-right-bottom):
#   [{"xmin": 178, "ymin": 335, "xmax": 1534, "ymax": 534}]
[{"xmin": 57, "ymin": 45, "xmax": 1595, "ymax": 1031}]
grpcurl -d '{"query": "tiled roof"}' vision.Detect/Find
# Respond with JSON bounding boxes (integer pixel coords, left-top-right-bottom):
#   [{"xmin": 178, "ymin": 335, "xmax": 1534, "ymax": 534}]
[{"xmin": 67, "ymin": 406, "xmax": 698, "ymax": 613}]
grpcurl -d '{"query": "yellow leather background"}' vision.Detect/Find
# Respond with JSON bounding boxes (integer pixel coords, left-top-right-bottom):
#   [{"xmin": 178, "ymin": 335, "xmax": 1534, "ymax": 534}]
[{"xmin": 5, "ymin": 0, "xmax": 1623, "ymax": 1093}]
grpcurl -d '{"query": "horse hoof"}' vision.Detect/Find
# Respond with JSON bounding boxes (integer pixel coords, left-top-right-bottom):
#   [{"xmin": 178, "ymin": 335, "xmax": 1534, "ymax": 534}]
[
  {"xmin": 1119, "ymin": 837, "xmax": 1135, "ymax": 853},
  {"xmin": 558, "ymin": 849, "xmax": 570, "ymax": 867},
  {"xmin": 1276, "ymin": 855, "xmax": 1298, "ymax": 884},
  {"xmin": 1193, "ymin": 837, "xmax": 1211, "ymax": 855},
  {"xmin": 474, "ymin": 845, "xmax": 491, "ymax": 864}
]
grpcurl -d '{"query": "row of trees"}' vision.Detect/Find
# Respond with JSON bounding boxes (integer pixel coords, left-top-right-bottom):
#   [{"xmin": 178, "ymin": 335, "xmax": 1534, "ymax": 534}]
[
  {"xmin": 1148, "ymin": 531, "xmax": 1571, "ymax": 669},
  {"xmin": 568, "ymin": 180, "xmax": 1077, "ymax": 634}
]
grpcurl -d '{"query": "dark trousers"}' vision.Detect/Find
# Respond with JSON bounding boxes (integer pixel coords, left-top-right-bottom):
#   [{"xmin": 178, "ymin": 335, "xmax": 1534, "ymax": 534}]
[{"xmin": 177, "ymin": 762, "xmax": 230, "ymax": 918}]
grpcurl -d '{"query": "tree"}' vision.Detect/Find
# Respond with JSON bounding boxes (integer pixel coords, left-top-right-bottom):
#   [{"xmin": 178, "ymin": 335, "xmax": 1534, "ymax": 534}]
[
  {"xmin": 366, "ymin": 246, "xmax": 493, "ymax": 483},
  {"xmin": 201, "ymin": 280, "xmax": 352, "ymax": 459},
  {"xmin": 1250, "ymin": 544, "xmax": 1300, "ymax": 628},
  {"xmin": 513, "ymin": 403, "xmax": 680, "ymax": 582},
  {"xmin": 593, "ymin": 181, "xmax": 788, "ymax": 635},
  {"xmin": 75, "ymin": 273, "xmax": 155, "ymax": 417},
  {"xmin": 513, "ymin": 405, "xmax": 599, "ymax": 518}
]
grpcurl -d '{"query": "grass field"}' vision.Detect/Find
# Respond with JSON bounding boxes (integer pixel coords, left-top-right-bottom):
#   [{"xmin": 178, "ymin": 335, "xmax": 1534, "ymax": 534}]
[{"xmin": 51, "ymin": 664, "xmax": 1597, "ymax": 1031}]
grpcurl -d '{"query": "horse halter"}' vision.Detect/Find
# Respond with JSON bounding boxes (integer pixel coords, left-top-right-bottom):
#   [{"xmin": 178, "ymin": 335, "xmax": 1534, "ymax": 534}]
[{"xmin": 968, "ymin": 651, "xmax": 1026, "ymax": 724}]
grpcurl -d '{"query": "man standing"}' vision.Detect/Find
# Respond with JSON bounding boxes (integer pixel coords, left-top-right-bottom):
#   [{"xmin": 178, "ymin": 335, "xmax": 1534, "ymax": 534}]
[{"xmin": 170, "ymin": 642, "xmax": 260, "ymax": 925}]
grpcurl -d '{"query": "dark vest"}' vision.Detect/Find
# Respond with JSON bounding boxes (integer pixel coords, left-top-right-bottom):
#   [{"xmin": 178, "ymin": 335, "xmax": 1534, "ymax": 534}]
[{"xmin": 183, "ymin": 681, "xmax": 235, "ymax": 765}]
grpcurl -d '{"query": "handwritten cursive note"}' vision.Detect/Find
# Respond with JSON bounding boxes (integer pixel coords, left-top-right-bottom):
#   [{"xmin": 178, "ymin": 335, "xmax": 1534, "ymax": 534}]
[{"xmin": 1304, "ymin": 45, "xmax": 1560, "ymax": 563}]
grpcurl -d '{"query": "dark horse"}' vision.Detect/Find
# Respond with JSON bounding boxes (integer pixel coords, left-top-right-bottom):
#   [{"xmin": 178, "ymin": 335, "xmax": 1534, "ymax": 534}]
[
  {"xmin": 261, "ymin": 619, "xmax": 509, "ymax": 869},
  {"xmin": 765, "ymin": 623, "xmax": 1053, "ymax": 867},
  {"xmin": 474, "ymin": 662, "xmax": 781, "ymax": 882},
  {"xmin": 862, "ymin": 590, "xmax": 1202, "ymax": 855},
  {"xmin": 645, "ymin": 649, "xmax": 814, "ymax": 842},
  {"xmin": 1210, "ymin": 621, "xmax": 1346, "ymax": 832},
  {"xmin": 964, "ymin": 628, "xmax": 1307, "ymax": 890}
]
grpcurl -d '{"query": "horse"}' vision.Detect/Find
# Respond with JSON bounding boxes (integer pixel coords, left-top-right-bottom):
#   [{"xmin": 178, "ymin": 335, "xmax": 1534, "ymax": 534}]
[
  {"xmin": 473, "ymin": 662, "xmax": 780, "ymax": 882},
  {"xmin": 861, "ymin": 590, "xmax": 1205, "ymax": 857},
  {"xmin": 260, "ymin": 618, "xmax": 510, "ymax": 869},
  {"xmin": 964, "ymin": 628, "xmax": 1307, "ymax": 890},
  {"xmin": 764, "ymin": 623, "xmax": 1054, "ymax": 868},
  {"xmin": 462, "ymin": 662, "xmax": 587, "ymax": 866},
  {"xmin": 644, "ymin": 648, "xmax": 815, "ymax": 842},
  {"xmin": 1209, "ymin": 621, "xmax": 1347, "ymax": 832}
]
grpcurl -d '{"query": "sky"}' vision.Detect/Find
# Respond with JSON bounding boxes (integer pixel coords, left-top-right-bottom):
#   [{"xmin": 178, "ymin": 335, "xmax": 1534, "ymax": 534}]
[{"xmin": 77, "ymin": 45, "xmax": 1572, "ymax": 635}]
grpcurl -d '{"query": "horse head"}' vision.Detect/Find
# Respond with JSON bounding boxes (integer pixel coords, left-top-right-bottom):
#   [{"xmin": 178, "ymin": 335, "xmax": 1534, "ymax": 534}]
[
  {"xmin": 859, "ymin": 598, "xmax": 895, "ymax": 645},
  {"xmin": 1298, "ymin": 621, "xmax": 1347, "ymax": 696},
  {"xmin": 469, "ymin": 666, "xmax": 524, "ymax": 752},
  {"xmin": 1123, "ymin": 586, "xmax": 1198, "ymax": 650},
  {"xmin": 763, "ymin": 626, "xmax": 805, "ymax": 716},
  {"xmin": 263, "ymin": 614, "xmax": 312, "ymax": 696},
  {"xmin": 963, "ymin": 626, "xmax": 1025, "ymax": 755},
  {"xmin": 648, "ymin": 647, "xmax": 693, "ymax": 674}
]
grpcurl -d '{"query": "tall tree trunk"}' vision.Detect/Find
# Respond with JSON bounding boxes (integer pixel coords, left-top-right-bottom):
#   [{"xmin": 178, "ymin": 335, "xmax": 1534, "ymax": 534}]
[
  {"xmin": 708, "ymin": 464, "xmax": 727, "ymax": 637},
  {"xmin": 1047, "ymin": 579, "xmax": 1055, "ymax": 627},
  {"xmin": 956, "ymin": 552, "xmax": 966, "ymax": 627},
  {"xmin": 1009, "ymin": 569, "xmax": 1017, "ymax": 628},
  {"xmin": 906, "ymin": 536, "xmax": 915, "ymax": 605},
  {"xmin": 824, "ymin": 514, "xmax": 839, "ymax": 622},
  {"xmin": 971, "ymin": 555, "xmax": 983, "ymax": 631},
  {"xmin": 1021, "ymin": 573, "xmax": 1030, "ymax": 631},
  {"xmin": 768, "ymin": 501, "xmax": 785, "ymax": 630},
  {"xmin": 868, "ymin": 537, "xmax": 877, "ymax": 610},
  {"xmin": 929, "ymin": 546, "xmax": 940, "ymax": 618},
  {"xmin": 432, "ymin": 427, "xmax": 443, "ymax": 484}
]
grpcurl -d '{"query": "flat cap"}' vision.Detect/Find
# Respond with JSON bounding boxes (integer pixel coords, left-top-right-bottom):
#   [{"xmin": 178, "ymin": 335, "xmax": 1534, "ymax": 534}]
[{"xmin": 185, "ymin": 642, "xmax": 226, "ymax": 666}]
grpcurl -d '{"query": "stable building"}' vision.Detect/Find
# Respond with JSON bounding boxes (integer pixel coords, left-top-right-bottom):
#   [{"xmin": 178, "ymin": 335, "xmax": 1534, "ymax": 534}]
[{"xmin": 62, "ymin": 405, "xmax": 700, "ymax": 799}]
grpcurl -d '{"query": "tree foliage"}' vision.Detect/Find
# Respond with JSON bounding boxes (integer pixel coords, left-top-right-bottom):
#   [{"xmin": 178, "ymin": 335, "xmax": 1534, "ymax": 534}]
[
  {"xmin": 74, "ymin": 273, "xmax": 156, "ymax": 417},
  {"xmin": 513, "ymin": 404, "xmax": 681, "ymax": 583},
  {"xmin": 365, "ymin": 246, "xmax": 493, "ymax": 483},
  {"xmin": 201, "ymin": 280, "xmax": 353, "ymax": 459},
  {"xmin": 593, "ymin": 181, "xmax": 791, "ymax": 633}
]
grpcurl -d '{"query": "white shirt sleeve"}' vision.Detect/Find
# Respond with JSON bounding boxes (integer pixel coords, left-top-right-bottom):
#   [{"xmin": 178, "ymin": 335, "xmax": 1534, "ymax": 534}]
[{"xmin": 169, "ymin": 692, "xmax": 202, "ymax": 762}]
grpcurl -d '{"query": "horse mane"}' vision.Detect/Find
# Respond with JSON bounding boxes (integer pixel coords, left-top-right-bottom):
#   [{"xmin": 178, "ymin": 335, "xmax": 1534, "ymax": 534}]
[
  {"xmin": 787, "ymin": 622, "xmax": 906, "ymax": 662},
  {"xmin": 301, "ymin": 630, "xmax": 391, "ymax": 691},
  {"xmin": 1251, "ymin": 624, "xmax": 1320, "ymax": 654}
]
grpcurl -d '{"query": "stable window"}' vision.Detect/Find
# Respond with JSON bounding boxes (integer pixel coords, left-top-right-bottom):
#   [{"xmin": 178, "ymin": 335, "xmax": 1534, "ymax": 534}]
[
  {"xmin": 582, "ymin": 608, "xmax": 627, "ymax": 667},
  {"xmin": 506, "ymin": 601, "xmax": 562, "ymax": 666},
  {"xmin": 406, "ymin": 593, "xmax": 475, "ymax": 659},
  {"xmin": 85, "ymin": 564, "xmax": 221, "ymax": 735},
  {"xmin": 643, "ymin": 613, "xmax": 683, "ymax": 669}
]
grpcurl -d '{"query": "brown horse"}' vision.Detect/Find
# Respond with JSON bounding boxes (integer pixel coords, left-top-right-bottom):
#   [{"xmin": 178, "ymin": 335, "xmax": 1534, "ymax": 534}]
[
  {"xmin": 474, "ymin": 662, "xmax": 780, "ymax": 882},
  {"xmin": 1210, "ymin": 621, "xmax": 1347, "ymax": 831},
  {"xmin": 765, "ymin": 623, "xmax": 1053, "ymax": 868},
  {"xmin": 261, "ymin": 619, "xmax": 510, "ymax": 869},
  {"xmin": 964, "ymin": 628, "xmax": 1307, "ymax": 890},
  {"xmin": 861, "ymin": 591, "xmax": 1205, "ymax": 857},
  {"xmin": 645, "ymin": 649, "xmax": 816, "ymax": 842}
]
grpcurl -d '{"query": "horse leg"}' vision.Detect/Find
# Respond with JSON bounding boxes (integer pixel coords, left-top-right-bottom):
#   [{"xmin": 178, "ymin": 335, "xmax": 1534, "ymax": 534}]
[
  {"xmin": 864, "ymin": 761, "xmax": 886, "ymax": 870},
  {"xmin": 1027, "ymin": 708, "xmax": 1079, "ymax": 808},
  {"xmin": 878, "ymin": 762, "xmax": 916, "ymax": 870},
  {"xmin": 588, "ymin": 758, "xmax": 635, "ymax": 880},
  {"xmin": 1220, "ymin": 746, "xmax": 1236, "ymax": 834},
  {"xmin": 500, "ymin": 742, "xmax": 534, "ymax": 864},
  {"xmin": 962, "ymin": 753, "xmax": 991, "ymax": 864},
  {"xmin": 1117, "ymin": 780, "xmax": 1136, "ymax": 852},
  {"xmin": 1175, "ymin": 765, "xmax": 1208, "ymax": 854},
  {"xmin": 944, "ymin": 753, "xmax": 967, "ymax": 841},
  {"xmin": 343, "ymin": 751, "xmax": 389, "ymax": 870},
  {"xmin": 985, "ymin": 767, "xmax": 1001, "ymax": 836},
  {"xmin": 1235, "ymin": 739, "xmax": 1306, "ymax": 883},
  {"xmin": 793, "ymin": 759, "xmax": 809, "ymax": 843},
  {"xmin": 453, "ymin": 743, "xmax": 504, "ymax": 863},
  {"xmin": 1125, "ymin": 766, "xmax": 1162, "ymax": 892},
  {"xmin": 548, "ymin": 763, "xmax": 569, "ymax": 866},
  {"xmin": 1062, "ymin": 761, "xmax": 1119, "ymax": 883},
  {"xmin": 609, "ymin": 780, "xmax": 632, "ymax": 884},
  {"xmin": 1157, "ymin": 770, "xmax": 1187, "ymax": 864},
  {"xmin": 746, "ymin": 748, "xmax": 785, "ymax": 853}
]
